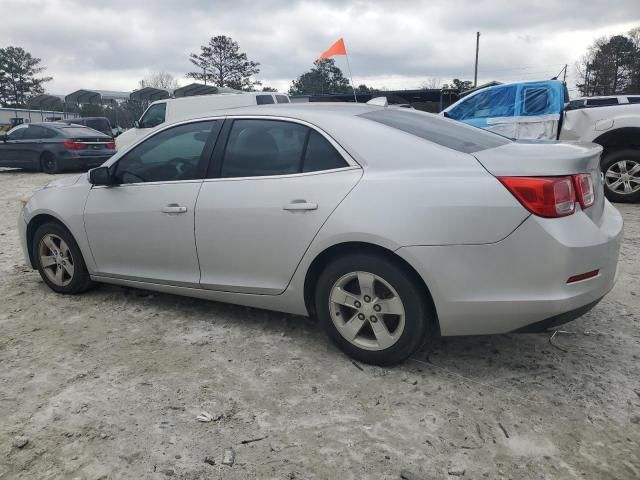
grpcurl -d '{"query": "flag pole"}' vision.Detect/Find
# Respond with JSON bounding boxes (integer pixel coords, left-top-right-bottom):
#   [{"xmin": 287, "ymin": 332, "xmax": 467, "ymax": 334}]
[{"xmin": 344, "ymin": 52, "xmax": 358, "ymax": 103}]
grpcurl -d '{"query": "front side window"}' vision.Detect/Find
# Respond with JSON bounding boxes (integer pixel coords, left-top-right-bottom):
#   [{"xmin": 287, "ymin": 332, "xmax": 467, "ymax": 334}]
[
  {"xmin": 220, "ymin": 119, "xmax": 348, "ymax": 178},
  {"xmin": 275, "ymin": 95, "xmax": 290, "ymax": 104},
  {"xmin": 139, "ymin": 103, "xmax": 166, "ymax": 128},
  {"xmin": 113, "ymin": 121, "xmax": 216, "ymax": 184}
]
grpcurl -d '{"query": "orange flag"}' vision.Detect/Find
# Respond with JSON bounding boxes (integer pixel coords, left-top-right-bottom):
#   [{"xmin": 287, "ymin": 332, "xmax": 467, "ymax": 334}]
[{"xmin": 318, "ymin": 38, "xmax": 347, "ymax": 61}]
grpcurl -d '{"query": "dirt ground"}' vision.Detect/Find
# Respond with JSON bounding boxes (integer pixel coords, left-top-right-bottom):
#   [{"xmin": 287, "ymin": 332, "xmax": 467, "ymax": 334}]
[{"xmin": 0, "ymin": 169, "xmax": 638, "ymax": 480}]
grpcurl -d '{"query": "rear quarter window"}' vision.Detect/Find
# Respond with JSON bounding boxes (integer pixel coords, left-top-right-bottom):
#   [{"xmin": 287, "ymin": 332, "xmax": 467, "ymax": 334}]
[
  {"xmin": 585, "ymin": 98, "xmax": 619, "ymax": 106},
  {"xmin": 256, "ymin": 95, "xmax": 275, "ymax": 105},
  {"xmin": 360, "ymin": 109, "xmax": 511, "ymax": 153}
]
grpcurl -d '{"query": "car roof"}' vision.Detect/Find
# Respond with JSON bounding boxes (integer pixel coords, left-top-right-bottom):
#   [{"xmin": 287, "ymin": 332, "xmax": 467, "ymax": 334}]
[
  {"xmin": 149, "ymin": 91, "xmax": 287, "ymax": 107},
  {"xmin": 195, "ymin": 102, "xmax": 381, "ymax": 119}
]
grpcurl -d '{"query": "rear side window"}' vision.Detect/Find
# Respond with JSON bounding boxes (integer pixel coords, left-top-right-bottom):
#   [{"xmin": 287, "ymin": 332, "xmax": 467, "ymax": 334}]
[
  {"xmin": 361, "ymin": 109, "xmax": 511, "ymax": 153},
  {"xmin": 220, "ymin": 119, "xmax": 348, "ymax": 178},
  {"xmin": 303, "ymin": 131, "xmax": 347, "ymax": 172},
  {"xmin": 85, "ymin": 119, "xmax": 111, "ymax": 132},
  {"xmin": 256, "ymin": 95, "xmax": 275, "ymax": 105},
  {"xmin": 522, "ymin": 88, "xmax": 551, "ymax": 115},
  {"xmin": 275, "ymin": 95, "xmax": 290, "ymax": 104},
  {"xmin": 585, "ymin": 98, "xmax": 619, "ymax": 106}
]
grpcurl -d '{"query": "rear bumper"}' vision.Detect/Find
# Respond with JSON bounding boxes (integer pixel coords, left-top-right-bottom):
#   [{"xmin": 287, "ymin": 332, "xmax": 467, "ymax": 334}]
[{"xmin": 396, "ymin": 201, "xmax": 623, "ymax": 336}]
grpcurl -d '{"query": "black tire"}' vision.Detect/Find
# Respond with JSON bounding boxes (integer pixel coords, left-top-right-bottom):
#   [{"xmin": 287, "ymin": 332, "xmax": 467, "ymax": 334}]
[
  {"xmin": 41, "ymin": 152, "xmax": 60, "ymax": 174},
  {"xmin": 32, "ymin": 222, "xmax": 95, "ymax": 294},
  {"xmin": 315, "ymin": 253, "xmax": 435, "ymax": 366},
  {"xmin": 601, "ymin": 149, "xmax": 640, "ymax": 203}
]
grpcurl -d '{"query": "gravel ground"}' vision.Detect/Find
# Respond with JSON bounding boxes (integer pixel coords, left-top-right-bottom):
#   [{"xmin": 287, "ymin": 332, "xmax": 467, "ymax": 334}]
[{"xmin": 0, "ymin": 169, "xmax": 639, "ymax": 480}]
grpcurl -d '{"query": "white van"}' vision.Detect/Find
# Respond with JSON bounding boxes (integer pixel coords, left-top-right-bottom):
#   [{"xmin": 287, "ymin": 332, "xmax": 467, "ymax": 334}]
[{"xmin": 116, "ymin": 92, "xmax": 290, "ymax": 149}]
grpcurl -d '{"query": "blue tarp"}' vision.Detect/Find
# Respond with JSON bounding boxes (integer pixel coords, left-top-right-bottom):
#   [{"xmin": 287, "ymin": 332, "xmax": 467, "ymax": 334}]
[{"xmin": 446, "ymin": 80, "xmax": 565, "ymax": 128}]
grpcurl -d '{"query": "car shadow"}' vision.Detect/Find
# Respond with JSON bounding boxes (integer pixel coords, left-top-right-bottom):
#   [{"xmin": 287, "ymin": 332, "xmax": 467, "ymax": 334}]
[{"xmin": 87, "ymin": 283, "xmax": 602, "ymax": 384}]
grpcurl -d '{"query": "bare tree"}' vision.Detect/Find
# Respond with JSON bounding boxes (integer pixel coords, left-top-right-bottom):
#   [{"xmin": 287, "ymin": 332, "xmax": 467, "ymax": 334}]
[
  {"xmin": 420, "ymin": 77, "xmax": 441, "ymax": 90},
  {"xmin": 140, "ymin": 71, "xmax": 180, "ymax": 90}
]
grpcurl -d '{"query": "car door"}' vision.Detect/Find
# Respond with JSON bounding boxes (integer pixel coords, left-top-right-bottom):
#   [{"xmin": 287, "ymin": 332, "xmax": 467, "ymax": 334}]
[
  {"xmin": 195, "ymin": 118, "xmax": 362, "ymax": 295},
  {"xmin": 0, "ymin": 125, "xmax": 28, "ymax": 167},
  {"xmin": 83, "ymin": 119, "xmax": 221, "ymax": 285}
]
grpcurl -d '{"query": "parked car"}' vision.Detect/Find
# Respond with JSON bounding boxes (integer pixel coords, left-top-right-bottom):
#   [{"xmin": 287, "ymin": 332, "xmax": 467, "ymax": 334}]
[
  {"xmin": 19, "ymin": 104, "xmax": 622, "ymax": 365},
  {"xmin": 115, "ymin": 92, "xmax": 291, "ymax": 150},
  {"xmin": 0, "ymin": 122, "xmax": 115, "ymax": 174},
  {"xmin": 57, "ymin": 117, "xmax": 113, "ymax": 137},
  {"xmin": 442, "ymin": 80, "xmax": 640, "ymax": 202}
]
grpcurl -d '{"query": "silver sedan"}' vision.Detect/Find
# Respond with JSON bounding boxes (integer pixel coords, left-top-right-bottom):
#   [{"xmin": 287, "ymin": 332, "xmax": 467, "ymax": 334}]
[{"xmin": 18, "ymin": 103, "xmax": 623, "ymax": 365}]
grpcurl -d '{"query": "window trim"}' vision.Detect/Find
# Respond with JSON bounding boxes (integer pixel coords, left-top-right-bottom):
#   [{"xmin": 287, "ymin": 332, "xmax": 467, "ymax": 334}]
[
  {"xmin": 206, "ymin": 115, "xmax": 359, "ymax": 180},
  {"xmin": 96, "ymin": 115, "xmax": 360, "ymax": 188}
]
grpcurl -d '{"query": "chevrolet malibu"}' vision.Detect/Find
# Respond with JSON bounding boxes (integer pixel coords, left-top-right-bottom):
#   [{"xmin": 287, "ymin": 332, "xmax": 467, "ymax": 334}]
[{"xmin": 18, "ymin": 104, "xmax": 623, "ymax": 365}]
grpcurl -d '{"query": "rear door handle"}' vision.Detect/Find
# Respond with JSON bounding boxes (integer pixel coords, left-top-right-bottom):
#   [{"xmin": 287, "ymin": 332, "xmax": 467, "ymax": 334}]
[
  {"xmin": 162, "ymin": 204, "xmax": 188, "ymax": 214},
  {"xmin": 283, "ymin": 200, "xmax": 318, "ymax": 211}
]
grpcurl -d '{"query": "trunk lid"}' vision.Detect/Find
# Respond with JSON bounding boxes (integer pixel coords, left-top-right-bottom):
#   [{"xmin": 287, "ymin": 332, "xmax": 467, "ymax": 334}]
[{"xmin": 473, "ymin": 140, "xmax": 605, "ymax": 223}]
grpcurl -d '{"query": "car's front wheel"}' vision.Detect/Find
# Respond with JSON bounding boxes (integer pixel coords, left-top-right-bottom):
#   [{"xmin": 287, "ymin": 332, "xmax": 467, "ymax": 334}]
[
  {"xmin": 32, "ymin": 222, "xmax": 94, "ymax": 294},
  {"xmin": 315, "ymin": 253, "xmax": 434, "ymax": 366},
  {"xmin": 602, "ymin": 149, "xmax": 640, "ymax": 203}
]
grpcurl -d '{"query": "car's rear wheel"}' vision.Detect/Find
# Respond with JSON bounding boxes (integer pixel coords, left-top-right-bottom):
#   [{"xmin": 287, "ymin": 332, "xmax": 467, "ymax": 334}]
[
  {"xmin": 33, "ymin": 222, "xmax": 94, "ymax": 294},
  {"xmin": 315, "ymin": 253, "xmax": 434, "ymax": 366},
  {"xmin": 601, "ymin": 149, "xmax": 640, "ymax": 203},
  {"xmin": 41, "ymin": 152, "xmax": 60, "ymax": 174}
]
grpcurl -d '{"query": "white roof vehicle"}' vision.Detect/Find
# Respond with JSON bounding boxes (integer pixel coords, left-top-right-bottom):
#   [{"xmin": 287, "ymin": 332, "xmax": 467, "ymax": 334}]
[
  {"xmin": 443, "ymin": 81, "xmax": 640, "ymax": 202},
  {"xmin": 116, "ymin": 91, "xmax": 290, "ymax": 149}
]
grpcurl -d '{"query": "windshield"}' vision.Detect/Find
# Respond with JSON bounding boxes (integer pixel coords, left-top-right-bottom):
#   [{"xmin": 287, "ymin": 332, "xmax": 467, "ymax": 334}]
[{"xmin": 360, "ymin": 108, "xmax": 511, "ymax": 153}]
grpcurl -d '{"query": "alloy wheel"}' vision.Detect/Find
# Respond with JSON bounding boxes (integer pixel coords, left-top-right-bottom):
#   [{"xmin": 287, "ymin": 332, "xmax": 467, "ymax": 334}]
[
  {"xmin": 605, "ymin": 160, "xmax": 640, "ymax": 195},
  {"xmin": 329, "ymin": 271, "xmax": 405, "ymax": 351},
  {"xmin": 38, "ymin": 233, "xmax": 75, "ymax": 287}
]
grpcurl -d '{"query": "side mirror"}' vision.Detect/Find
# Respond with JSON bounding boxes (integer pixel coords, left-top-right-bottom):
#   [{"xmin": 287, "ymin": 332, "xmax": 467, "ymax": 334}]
[
  {"xmin": 1, "ymin": 134, "xmax": 7, "ymax": 142},
  {"xmin": 443, "ymin": 111, "xmax": 451, "ymax": 118},
  {"xmin": 89, "ymin": 166, "xmax": 112, "ymax": 186},
  {"xmin": 133, "ymin": 120, "xmax": 141, "ymax": 128}
]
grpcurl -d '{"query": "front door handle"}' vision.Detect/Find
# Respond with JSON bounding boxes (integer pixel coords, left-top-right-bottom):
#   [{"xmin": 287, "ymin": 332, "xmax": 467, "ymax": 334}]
[
  {"xmin": 162, "ymin": 203, "xmax": 188, "ymax": 214},
  {"xmin": 283, "ymin": 200, "xmax": 318, "ymax": 211}
]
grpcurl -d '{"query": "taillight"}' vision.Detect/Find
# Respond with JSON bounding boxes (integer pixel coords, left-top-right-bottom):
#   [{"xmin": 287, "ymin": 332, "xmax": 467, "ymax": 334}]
[
  {"xmin": 63, "ymin": 139, "xmax": 87, "ymax": 150},
  {"xmin": 498, "ymin": 176, "xmax": 576, "ymax": 218},
  {"xmin": 573, "ymin": 173, "xmax": 594, "ymax": 209},
  {"xmin": 106, "ymin": 142, "xmax": 115, "ymax": 150}
]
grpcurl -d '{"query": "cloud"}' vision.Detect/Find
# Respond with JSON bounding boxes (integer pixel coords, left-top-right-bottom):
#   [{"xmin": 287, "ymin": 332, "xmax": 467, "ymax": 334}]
[{"xmin": 2, "ymin": 0, "xmax": 639, "ymax": 95}]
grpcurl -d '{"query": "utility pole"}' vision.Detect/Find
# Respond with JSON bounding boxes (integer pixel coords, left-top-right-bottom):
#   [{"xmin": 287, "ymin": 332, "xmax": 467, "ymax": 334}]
[{"xmin": 474, "ymin": 32, "xmax": 480, "ymax": 87}]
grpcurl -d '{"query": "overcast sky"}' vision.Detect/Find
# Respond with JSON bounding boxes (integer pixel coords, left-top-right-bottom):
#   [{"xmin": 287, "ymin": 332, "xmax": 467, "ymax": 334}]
[{"xmin": 3, "ymin": 0, "xmax": 640, "ymax": 97}]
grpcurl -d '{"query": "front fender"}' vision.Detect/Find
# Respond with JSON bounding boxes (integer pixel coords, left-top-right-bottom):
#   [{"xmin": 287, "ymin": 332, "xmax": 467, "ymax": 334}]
[{"xmin": 24, "ymin": 181, "xmax": 96, "ymax": 272}]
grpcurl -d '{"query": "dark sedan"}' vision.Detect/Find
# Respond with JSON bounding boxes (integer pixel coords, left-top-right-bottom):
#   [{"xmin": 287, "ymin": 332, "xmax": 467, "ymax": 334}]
[{"xmin": 0, "ymin": 122, "xmax": 116, "ymax": 174}]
